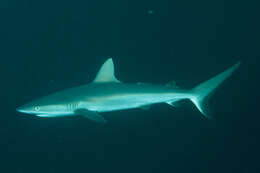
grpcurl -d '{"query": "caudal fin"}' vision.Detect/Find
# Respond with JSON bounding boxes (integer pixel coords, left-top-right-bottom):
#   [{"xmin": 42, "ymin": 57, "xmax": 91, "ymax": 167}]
[{"xmin": 190, "ymin": 61, "xmax": 241, "ymax": 119}]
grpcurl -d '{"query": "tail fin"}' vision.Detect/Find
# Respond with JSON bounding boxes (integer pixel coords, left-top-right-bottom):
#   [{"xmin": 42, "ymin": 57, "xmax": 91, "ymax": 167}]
[{"xmin": 190, "ymin": 61, "xmax": 241, "ymax": 119}]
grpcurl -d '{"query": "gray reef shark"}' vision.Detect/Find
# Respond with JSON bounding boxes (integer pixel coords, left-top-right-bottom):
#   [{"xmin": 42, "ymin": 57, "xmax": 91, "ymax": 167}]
[{"xmin": 17, "ymin": 58, "xmax": 241, "ymax": 123}]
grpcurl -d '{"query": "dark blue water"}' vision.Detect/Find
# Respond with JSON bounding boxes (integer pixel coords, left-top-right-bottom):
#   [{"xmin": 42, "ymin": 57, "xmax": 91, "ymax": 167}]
[{"xmin": 1, "ymin": 0, "xmax": 259, "ymax": 172}]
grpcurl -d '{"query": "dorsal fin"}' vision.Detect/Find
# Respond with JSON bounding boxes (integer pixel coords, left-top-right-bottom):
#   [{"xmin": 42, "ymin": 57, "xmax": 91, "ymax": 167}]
[{"xmin": 93, "ymin": 58, "xmax": 120, "ymax": 83}]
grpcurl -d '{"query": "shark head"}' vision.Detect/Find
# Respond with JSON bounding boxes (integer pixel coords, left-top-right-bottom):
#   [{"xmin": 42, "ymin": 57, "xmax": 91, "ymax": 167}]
[
  {"xmin": 16, "ymin": 95, "xmax": 73, "ymax": 117},
  {"xmin": 16, "ymin": 58, "xmax": 119, "ymax": 118},
  {"xmin": 16, "ymin": 102, "xmax": 40, "ymax": 114}
]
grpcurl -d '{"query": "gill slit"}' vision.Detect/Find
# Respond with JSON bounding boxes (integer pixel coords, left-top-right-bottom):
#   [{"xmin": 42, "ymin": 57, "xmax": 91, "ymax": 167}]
[{"xmin": 67, "ymin": 102, "xmax": 79, "ymax": 112}]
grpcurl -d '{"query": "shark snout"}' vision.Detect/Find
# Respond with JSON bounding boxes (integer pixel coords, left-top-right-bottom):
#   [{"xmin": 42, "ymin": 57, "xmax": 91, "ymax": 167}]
[
  {"xmin": 16, "ymin": 105, "xmax": 28, "ymax": 113},
  {"xmin": 16, "ymin": 104, "xmax": 35, "ymax": 114}
]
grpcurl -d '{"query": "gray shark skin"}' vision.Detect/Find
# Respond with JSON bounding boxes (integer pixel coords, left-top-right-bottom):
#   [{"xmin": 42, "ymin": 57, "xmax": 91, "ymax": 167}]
[{"xmin": 17, "ymin": 58, "xmax": 241, "ymax": 122}]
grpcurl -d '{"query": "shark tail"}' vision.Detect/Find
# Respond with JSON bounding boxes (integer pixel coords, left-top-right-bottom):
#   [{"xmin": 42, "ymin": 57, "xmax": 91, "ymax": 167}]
[{"xmin": 189, "ymin": 61, "xmax": 241, "ymax": 119}]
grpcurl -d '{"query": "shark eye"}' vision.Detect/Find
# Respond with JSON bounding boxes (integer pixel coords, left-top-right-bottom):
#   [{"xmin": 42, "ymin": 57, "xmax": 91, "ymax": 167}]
[{"xmin": 34, "ymin": 106, "xmax": 40, "ymax": 111}]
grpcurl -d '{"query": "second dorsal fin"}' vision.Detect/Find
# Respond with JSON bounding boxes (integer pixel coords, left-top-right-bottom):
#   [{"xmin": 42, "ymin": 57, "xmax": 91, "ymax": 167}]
[
  {"xmin": 165, "ymin": 80, "xmax": 179, "ymax": 89},
  {"xmin": 93, "ymin": 58, "xmax": 120, "ymax": 83}
]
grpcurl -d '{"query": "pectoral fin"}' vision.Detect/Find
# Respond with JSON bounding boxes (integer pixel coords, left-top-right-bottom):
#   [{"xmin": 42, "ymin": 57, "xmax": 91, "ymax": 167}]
[{"xmin": 75, "ymin": 109, "xmax": 107, "ymax": 123}]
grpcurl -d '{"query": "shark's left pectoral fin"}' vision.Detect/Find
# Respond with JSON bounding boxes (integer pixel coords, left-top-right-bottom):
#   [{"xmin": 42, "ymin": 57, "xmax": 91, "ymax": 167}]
[{"xmin": 75, "ymin": 109, "xmax": 107, "ymax": 123}]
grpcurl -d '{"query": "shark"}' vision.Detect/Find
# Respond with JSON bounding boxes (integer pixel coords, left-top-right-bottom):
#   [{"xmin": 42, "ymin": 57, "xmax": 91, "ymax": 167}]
[{"xmin": 17, "ymin": 58, "xmax": 241, "ymax": 123}]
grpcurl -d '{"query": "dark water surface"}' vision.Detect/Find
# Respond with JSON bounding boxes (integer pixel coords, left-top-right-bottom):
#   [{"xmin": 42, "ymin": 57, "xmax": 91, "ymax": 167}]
[{"xmin": 0, "ymin": 0, "xmax": 259, "ymax": 172}]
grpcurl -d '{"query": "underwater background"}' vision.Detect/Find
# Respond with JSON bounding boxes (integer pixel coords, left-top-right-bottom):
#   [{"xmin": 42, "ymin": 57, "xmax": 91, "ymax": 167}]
[{"xmin": 0, "ymin": 0, "xmax": 259, "ymax": 172}]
